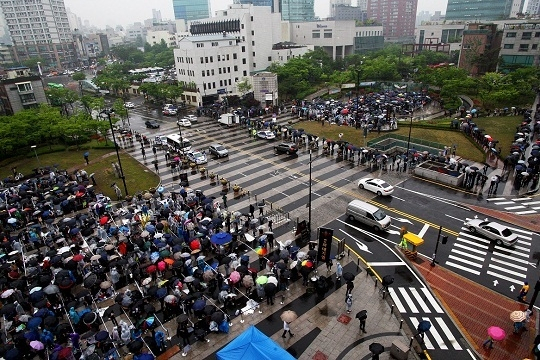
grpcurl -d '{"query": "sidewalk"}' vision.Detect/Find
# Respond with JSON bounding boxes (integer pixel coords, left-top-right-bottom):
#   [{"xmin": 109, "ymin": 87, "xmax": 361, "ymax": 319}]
[{"xmin": 413, "ymin": 256, "xmax": 537, "ymax": 360}]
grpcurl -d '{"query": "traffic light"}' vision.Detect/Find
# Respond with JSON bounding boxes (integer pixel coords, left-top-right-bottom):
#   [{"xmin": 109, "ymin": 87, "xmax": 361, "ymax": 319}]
[{"xmin": 442, "ymin": 235, "xmax": 448, "ymax": 244}]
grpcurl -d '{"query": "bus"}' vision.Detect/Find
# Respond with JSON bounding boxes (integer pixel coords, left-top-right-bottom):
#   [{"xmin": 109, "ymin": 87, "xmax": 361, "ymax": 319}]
[{"xmin": 166, "ymin": 134, "xmax": 192, "ymax": 153}]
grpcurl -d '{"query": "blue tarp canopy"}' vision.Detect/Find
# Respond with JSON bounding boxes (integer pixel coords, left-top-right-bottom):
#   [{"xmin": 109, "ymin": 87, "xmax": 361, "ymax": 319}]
[{"xmin": 216, "ymin": 325, "xmax": 295, "ymax": 360}]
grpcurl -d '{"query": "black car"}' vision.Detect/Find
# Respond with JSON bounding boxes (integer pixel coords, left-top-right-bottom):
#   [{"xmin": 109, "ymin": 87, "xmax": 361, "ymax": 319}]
[
  {"xmin": 274, "ymin": 142, "xmax": 298, "ymax": 155},
  {"xmin": 145, "ymin": 120, "xmax": 160, "ymax": 129}
]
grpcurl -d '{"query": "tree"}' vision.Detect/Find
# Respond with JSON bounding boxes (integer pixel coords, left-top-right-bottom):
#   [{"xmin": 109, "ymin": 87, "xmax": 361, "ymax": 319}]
[
  {"xmin": 72, "ymin": 72, "xmax": 86, "ymax": 81},
  {"xmin": 22, "ymin": 57, "xmax": 45, "ymax": 71},
  {"xmin": 45, "ymin": 87, "xmax": 79, "ymax": 116},
  {"xmin": 113, "ymin": 98, "xmax": 129, "ymax": 127},
  {"xmin": 237, "ymin": 78, "xmax": 252, "ymax": 96}
]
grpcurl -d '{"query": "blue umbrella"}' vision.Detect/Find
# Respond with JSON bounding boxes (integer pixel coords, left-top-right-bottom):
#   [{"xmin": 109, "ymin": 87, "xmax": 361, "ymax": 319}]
[
  {"xmin": 210, "ymin": 232, "xmax": 232, "ymax": 245},
  {"xmin": 192, "ymin": 298, "xmax": 206, "ymax": 311},
  {"xmin": 145, "ymin": 317, "xmax": 155, "ymax": 327},
  {"xmin": 95, "ymin": 330, "xmax": 109, "ymax": 342},
  {"xmin": 134, "ymin": 354, "xmax": 155, "ymax": 360},
  {"xmin": 34, "ymin": 308, "xmax": 50, "ymax": 318},
  {"xmin": 145, "ymin": 224, "xmax": 156, "ymax": 233},
  {"xmin": 27, "ymin": 317, "xmax": 42, "ymax": 330},
  {"xmin": 70, "ymin": 228, "xmax": 80, "ymax": 235},
  {"xmin": 155, "ymin": 288, "xmax": 167, "ymax": 299},
  {"xmin": 417, "ymin": 320, "xmax": 431, "ymax": 333},
  {"xmin": 24, "ymin": 330, "xmax": 40, "ymax": 341}
]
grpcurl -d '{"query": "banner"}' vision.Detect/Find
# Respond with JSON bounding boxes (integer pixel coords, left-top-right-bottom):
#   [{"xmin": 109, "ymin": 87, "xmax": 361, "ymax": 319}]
[{"xmin": 317, "ymin": 227, "xmax": 333, "ymax": 262}]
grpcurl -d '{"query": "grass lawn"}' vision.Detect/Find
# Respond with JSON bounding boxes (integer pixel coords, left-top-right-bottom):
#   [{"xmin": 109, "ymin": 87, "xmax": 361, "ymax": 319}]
[
  {"xmin": 0, "ymin": 146, "xmax": 160, "ymax": 199},
  {"xmin": 471, "ymin": 116, "xmax": 523, "ymax": 159},
  {"xmin": 296, "ymin": 121, "xmax": 486, "ymax": 162}
]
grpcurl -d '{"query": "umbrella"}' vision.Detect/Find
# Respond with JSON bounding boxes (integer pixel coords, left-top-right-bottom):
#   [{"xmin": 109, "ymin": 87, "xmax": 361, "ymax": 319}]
[
  {"xmin": 356, "ymin": 310, "xmax": 367, "ymax": 320},
  {"xmin": 176, "ymin": 314, "xmax": 189, "ymax": 323},
  {"xmin": 275, "ymin": 262, "xmax": 286, "ymax": 270},
  {"xmin": 267, "ymin": 277, "xmax": 278, "ymax": 286},
  {"xmin": 264, "ymin": 283, "xmax": 276, "ymax": 294},
  {"xmin": 255, "ymin": 247, "xmax": 267, "ymax": 256},
  {"xmin": 487, "ymin": 326, "xmax": 506, "ymax": 341},
  {"xmin": 229, "ymin": 271, "xmax": 241, "ymax": 283},
  {"xmin": 211, "ymin": 311, "xmax": 225, "ymax": 323},
  {"xmin": 369, "ymin": 342, "xmax": 385, "ymax": 355},
  {"xmin": 192, "ymin": 299, "xmax": 206, "ymax": 311},
  {"xmin": 1, "ymin": 289, "xmax": 14, "ymax": 298},
  {"xmin": 83, "ymin": 273, "xmax": 98, "ymax": 288},
  {"xmin": 27, "ymin": 317, "xmax": 42, "ymax": 330},
  {"xmin": 301, "ymin": 260, "xmax": 313, "ymax": 268},
  {"xmin": 242, "ymin": 276, "xmax": 254, "ymax": 288},
  {"xmin": 510, "ymin": 311, "xmax": 526, "ymax": 322},
  {"xmin": 203, "ymin": 270, "xmax": 215, "ymax": 282},
  {"xmin": 127, "ymin": 340, "xmax": 144, "ymax": 353},
  {"xmin": 210, "ymin": 232, "xmax": 232, "ymax": 245},
  {"xmin": 417, "ymin": 320, "xmax": 431, "ymax": 333},
  {"xmin": 82, "ymin": 312, "xmax": 97, "ymax": 325},
  {"xmin": 307, "ymin": 250, "xmax": 317, "ymax": 258},
  {"xmin": 221, "ymin": 256, "xmax": 232, "ymax": 265},
  {"xmin": 184, "ymin": 276, "xmax": 195, "ymax": 283},
  {"xmin": 95, "ymin": 330, "xmax": 109, "ymax": 342},
  {"xmin": 280, "ymin": 310, "xmax": 298, "ymax": 322},
  {"xmin": 256, "ymin": 276, "xmax": 268, "ymax": 285},
  {"xmin": 289, "ymin": 260, "xmax": 298, "ymax": 269},
  {"xmin": 100, "ymin": 281, "xmax": 112, "ymax": 290},
  {"xmin": 164, "ymin": 295, "xmax": 177, "ymax": 304},
  {"xmin": 343, "ymin": 272, "xmax": 355, "ymax": 282},
  {"xmin": 0, "ymin": 303, "xmax": 15, "ymax": 315}
]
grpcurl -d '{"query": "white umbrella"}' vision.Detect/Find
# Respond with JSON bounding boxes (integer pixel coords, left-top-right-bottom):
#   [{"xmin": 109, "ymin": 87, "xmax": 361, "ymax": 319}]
[
  {"xmin": 267, "ymin": 277, "xmax": 278, "ymax": 286},
  {"xmin": 1, "ymin": 289, "xmax": 15, "ymax": 298},
  {"xmin": 58, "ymin": 246, "xmax": 71, "ymax": 254},
  {"xmin": 289, "ymin": 260, "xmax": 298, "ymax": 269},
  {"xmin": 142, "ymin": 277, "xmax": 152, "ymax": 286},
  {"xmin": 7, "ymin": 218, "xmax": 16, "ymax": 224},
  {"xmin": 29, "ymin": 287, "xmax": 42, "ymax": 294},
  {"xmin": 297, "ymin": 251, "xmax": 306, "ymax": 261}
]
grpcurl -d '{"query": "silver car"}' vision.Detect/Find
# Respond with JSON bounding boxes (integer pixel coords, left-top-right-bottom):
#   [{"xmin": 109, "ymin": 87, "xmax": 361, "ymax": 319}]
[
  {"xmin": 187, "ymin": 150, "xmax": 207, "ymax": 165},
  {"xmin": 464, "ymin": 219, "xmax": 518, "ymax": 246},
  {"xmin": 209, "ymin": 144, "xmax": 228, "ymax": 158}
]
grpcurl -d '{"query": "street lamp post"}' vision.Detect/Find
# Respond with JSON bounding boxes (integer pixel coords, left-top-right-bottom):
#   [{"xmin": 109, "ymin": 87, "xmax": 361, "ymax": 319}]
[
  {"xmin": 308, "ymin": 149, "xmax": 312, "ymax": 235},
  {"xmin": 406, "ymin": 113, "xmax": 413, "ymax": 159},
  {"xmin": 107, "ymin": 112, "xmax": 128, "ymax": 196},
  {"xmin": 176, "ymin": 113, "xmax": 184, "ymax": 150},
  {"xmin": 31, "ymin": 145, "xmax": 40, "ymax": 167}
]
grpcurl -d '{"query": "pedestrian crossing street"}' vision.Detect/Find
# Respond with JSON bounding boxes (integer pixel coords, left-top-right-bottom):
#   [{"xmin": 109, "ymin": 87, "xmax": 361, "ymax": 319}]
[
  {"xmin": 445, "ymin": 218, "xmax": 534, "ymax": 285},
  {"xmin": 485, "ymin": 196, "xmax": 540, "ymax": 215},
  {"xmin": 389, "ymin": 286, "xmax": 463, "ymax": 350}
]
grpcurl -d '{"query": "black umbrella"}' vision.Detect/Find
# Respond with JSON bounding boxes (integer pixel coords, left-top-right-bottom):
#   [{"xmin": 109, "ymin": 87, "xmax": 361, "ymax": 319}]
[
  {"xmin": 307, "ymin": 250, "xmax": 317, "ymax": 258},
  {"xmin": 147, "ymin": 286, "xmax": 158, "ymax": 297},
  {"xmin": 275, "ymin": 262, "xmax": 286, "ymax": 270},
  {"xmin": 417, "ymin": 320, "xmax": 431, "ymax": 333},
  {"xmin": 43, "ymin": 315, "xmax": 58, "ymax": 329},
  {"xmin": 203, "ymin": 305, "xmax": 216, "ymax": 315},
  {"xmin": 34, "ymin": 299, "xmax": 48, "ymax": 309},
  {"xmin": 268, "ymin": 254, "xmax": 280, "ymax": 263},
  {"xmin": 211, "ymin": 311, "xmax": 225, "ymax": 323},
  {"xmin": 83, "ymin": 273, "xmax": 98, "ymax": 288},
  {"xmin": 82, "ymin": 312, "xmax": 97, "ymax": 325},
  {"xmin": 144, "ymin": 303, "xmax": 156, "ymax": 314},
  {"xmin": 343, "ymin": 272, "xmax": 355, "ymax": 282},
  {"xmin": 264, "ymin": 283, "xmax": 276, "ymax": 295},
  {"xmin": 176, "ymin": 314, "xmax": 189, "ymax": 323},
  {"xmin": 127, "ymin": 340, "xmax": 144, "ymax": 353},
  {"xmin": 220, "ymin": 256, "xmax": 232, "ymax": 265},
  {"xmin": 0, "ymin": 303, "xmax": 15, "ymax": 315},
  {"xmin": 355, "ymin": 310, "xmax": 367, "ymax": 320},
  {"xmin": 369, "ymin": 342, "xmax": 384, "ymax": 355},
  {"xmin": 236, "ymin": 265, "xmax": 248, "ymax": 274}
]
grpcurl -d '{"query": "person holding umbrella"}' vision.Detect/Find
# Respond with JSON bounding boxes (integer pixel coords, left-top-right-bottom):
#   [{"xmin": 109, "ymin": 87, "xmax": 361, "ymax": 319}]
[
  {"xmin": 356, "ymin": 310, "xmax": 367, "ymax": 333},
  {"xmin": 280, "ymin": 310, "xmax": 297, "ymax": 338}
]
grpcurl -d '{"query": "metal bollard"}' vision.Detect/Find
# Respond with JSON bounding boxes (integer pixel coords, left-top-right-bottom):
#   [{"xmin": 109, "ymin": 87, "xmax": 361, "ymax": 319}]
[
  {"xmin": 409, "ymin": 337, "xmax": 414, "ymax": 347},
  {"xmin": 400, "ymin": 319, "xmax": 403, "ymax": 329},
  {"xmin": 357, "ymin": 258, "xmax": 360, "ymax": 271},
  {"xmin": 391, "ymin": 304, "xmax": 394, "ymax": 314},
  {"xmin": 281, "ymin": 294, "xmax": 285, "ymax": 305},
  {"xmin": 271, "ymin": 202, "xmax": 273, "ymax": 210},
  {"xmin": 374, "ymin": 279, "xmax": 378, "ymax": 287},
  {"xmin": 347, "ymin": 248, "xmax": 350, "ymax": 257},
  {"xmin": 382, "ymin": 290, "xmax": 386, "ymax": 299},
  {"xmin": 255, "ymin": 195, "xmax": 257, "ymax": 202},
  {"xmin": 240, "ymin": 311, "xmax": 244, "ymax": 323}
]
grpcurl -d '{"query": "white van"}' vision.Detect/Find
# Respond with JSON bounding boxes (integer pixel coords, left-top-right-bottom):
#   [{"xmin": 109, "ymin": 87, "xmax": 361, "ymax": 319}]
[{"xmin": 346, "ymin": 200, "xmax": 391, "ymax": 232}]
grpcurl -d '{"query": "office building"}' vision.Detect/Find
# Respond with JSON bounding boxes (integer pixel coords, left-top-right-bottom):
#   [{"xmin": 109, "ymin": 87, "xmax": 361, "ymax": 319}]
[
  {"xmin": 498, "ymin": 22, "xmax": 540, "ymax": 71},
  {"xmin": 458, "ymin": 23, "xmax": 502, "ymax": 75},
  {"xmin": 445, "ymin": 0, "xmax": 525, "ymax": 21},
  {"xmin": 0, "ymin": 67, "xmax": 47, "ymax": 115},
  {"xmin": 334, "ymin": 6, "xmax": 367, "ymax": 21},
  {"xmin": 281, "ymin": 0, "xmax": 315, "ymax": 21},
  {"xmin": 526, "ymin": 0, "xmax": 540, "ymax": 15},
  {"xmin": 367, "ymin": 0, "xmax": 418, "ymax": 42},
  {"xmin": 153, "ymin": 9, "xmax": 163, "ymax": 23},
  {"xmin": 234, "ymin": 0, "xmax": 277, "ymax": 13},
  {"xmin": 0, "ymin": 0, "xmax": 77, "ymax": 70},
  {"xmin": 173, "ymin": 0, "xmax": 210, "ymax": 23},
  {"xmin": 330, "ymin": 0, "xmax": 352, "ymax": 17}
]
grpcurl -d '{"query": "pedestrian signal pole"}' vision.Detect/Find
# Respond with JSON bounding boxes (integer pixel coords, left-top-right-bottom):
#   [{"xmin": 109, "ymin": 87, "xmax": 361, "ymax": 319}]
[
  {"xmin": 528, "ymin": 279, "xmax": 540, "ymax": 311},
  {"xmin": 431, "ymin": 226, "xmax": 448, "ymax": 267}
]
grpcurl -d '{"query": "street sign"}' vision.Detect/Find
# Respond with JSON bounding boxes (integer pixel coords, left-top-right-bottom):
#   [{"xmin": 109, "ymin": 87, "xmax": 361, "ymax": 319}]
[{"xmin": 317, "ymin": 227, "xmax": 333, "ymax": 262}]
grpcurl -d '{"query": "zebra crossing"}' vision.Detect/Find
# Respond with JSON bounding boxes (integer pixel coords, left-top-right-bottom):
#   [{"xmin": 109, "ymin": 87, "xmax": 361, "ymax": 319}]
[
  {"xmin": 445, "ymin": 219, "xmax": 534, "ymax": 285},
  {"xmin": 485, "ymin": 196, "xmax": 540, "ymax": 215},
  {"xmin": 388, "ymin": 286, "xmax": 463, "ymax": 350}
]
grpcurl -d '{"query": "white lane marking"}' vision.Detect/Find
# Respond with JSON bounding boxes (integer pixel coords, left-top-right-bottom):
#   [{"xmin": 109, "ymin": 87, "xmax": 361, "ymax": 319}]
[
  {"xmin": 455, "ymin": 236, "xmax": 489, "ymax": 249},
  {"xmin": 446, "ymin": 261, "xmax": 481, "ymax": 275},
  {"xmin": 486, "ymin": 197, "xmax": 506, "ymax": 202},
  {"xmin": 515, "ymin": 210, "xmax": 537, "ymax": 215},
  {"xmin": 418, "ymin": 224, "xmax": 430, "ymax": 239},
  {"xmin": 513, "ymin": 198, "xmax": 532, "ymax": 201},
  {"xmin": 488, "ymin": 264, "xmax": 526, "ymax": 279},
  {"xmin": 458, "ymin": 231, "xmax": 491, "ymax": 245},
  {"xmin": 420, "ymin": 288, "xmax": 444, "ymax": 313},
  {"xmin": 448, "ymin": 255, "xmax": 483, "ymax": 268},
  {"xmin": 391, "ymin": 195, "xmax": 406, "ymax": 201},
  {"xmin": 423, "ymin": 316, "xmax": 448, "ymax": 350},
  {"xmin": 435, "ymin": 317, "xmax": 463, "ymax": 350},
  {"xmin": 388, "ymin": 288, "xmax": 407, "ymax": 313},
  {"xmin": 533, "ymin": 207, "xmax": 540, "ymax": 210},
  {"xmin": 497, "ymin": 247, "xmax": 530, "ymax": 259},
  {"xmin": 494, "ymin": 201, "xmax": 515, "ymax": 205},
  {"xmin": 491, "ymin": 251, "xmax": 530, "ymax": 264},
  {"xmin": 410, "ymin": 318, "xmax": 434, "ymax": 349},
  {"xmin": 522, "ymin": 201, "xmax": 540, "ymax": 205},
  {"xmin": 342, "ymin": 178, "xmax": 352, "ymax": 182},
  {"xmin": 454, "ymin": 243, "xmax": 487, "ymax": 255},
  {"xmin": 398, "ymin": 287, "xmax": 418, "ymax": 313},
  {"xmin": 312, "ymin": 192, "xmax": 322, "ymax": 197},
  {"xmin": 504, "ymin": 206, "xmax": 526, "ymax": 210},
  {"xmin": 486, "ymin": 270, "xmax": 523, "ymax": 285},
  {"xmin": 369, "ymin": 261, "xmax": 405, "ymax": 266},
  {"xmin": 445, "ymin": 214, "xmax": 465, "ymax": 222},
  {"xmin": 491, "ymin": 257, "xmax": 528, "ymax": 271},
  {"xmin": 507, "ymin": 226, "xmax": 534, "ymax": 236},
  {"xmin": 279, "ymin": 192, "xmax": 290, "ymax": 198},
  {"xmin": 410, "ymin": 288, "xmax": 431, "ymax": 313},
  {"xmin": 450, "ymin": 249, "xmax": 485, "ymax": 262}
]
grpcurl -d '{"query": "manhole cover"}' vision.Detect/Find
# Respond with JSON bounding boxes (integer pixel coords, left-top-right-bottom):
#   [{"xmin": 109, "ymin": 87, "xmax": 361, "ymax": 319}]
[
  {"xmin": 337, "ymin": 314, "xmax": 351, "ymax": 324},
  {"xmin": 312, "ymin": 350, "xmax": 328, "ymax": 360}
]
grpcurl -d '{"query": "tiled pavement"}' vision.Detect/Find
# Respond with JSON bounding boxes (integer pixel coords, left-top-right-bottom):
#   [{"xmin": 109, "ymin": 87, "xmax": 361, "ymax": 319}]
[{"xmin": 414, "ymin": 257, "xmax": 536, "ymax": 360}]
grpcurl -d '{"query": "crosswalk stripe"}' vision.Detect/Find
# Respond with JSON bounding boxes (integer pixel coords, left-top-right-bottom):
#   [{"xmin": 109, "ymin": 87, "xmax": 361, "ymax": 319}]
[
  {"xmin": 512, "ymin": 198, "xmax": 532, "ymax": 201},
  {"xmin": 446, "ymin": 261, "xmax": 481, "ymax": 275},
  {"xmin": 504, "ymin": 205, "xmax": 526, "ymax": 210},
  {"xmin": 486, "ymin": 197, "xmax": 506, "ymax": 201},
  {"xmin": 454, "ymin": 243, "xmax": 487, "ymax": 255},
  {"xmin": 491, "ymin": 251, "xmax": 530, "ymax": 264},
  {"xmin": 515, "ymin": 210, "xmax": 537, "ymax": 215},
  {"xmin": 486, "ymin": 270, "xmax": 523, "ymax": 285},
  {"xmin": 410, "ymin": 318, "xmax": 434, "ymax": 349},
  {"xmin": 450, "ymin": 248, "xmax": 485, "ymax": 262},
  {"xmin": 448, "ymin": 255, "xmax": 483, "ymax": 268},
  {"xmin": 494, "ymin": 201, "xmax": 514, "ymax": 205},
  {"xmin": 507, "ymin": 226, "xmax": 534, "ymax": 236},
  {"xmin": 522, "ymin": 201, "xmax": 540, "ymax": 205},
  {"xmin": 458, "ymin": 231, "xmax": 491, "ymax": 245},
  {"xmin": 435, "ymin": 317, "xmax": 463, "ymax": 350},
  {"xmin": 488, "ymin": 264, "xmax": 527, "ymax": 279},
  {"xmin": 410, "ymin": 288, "xmax": 431, "ymax": 313},
  {"xmin": 388, "ymin": 288, "xmax": 407, "ymax": 313},
  {"xmin": 497, "ymin": 247, "xmax": 530, "ymax": 259},
  {"xmin": 422, "ymin": 316, "xmax": 448, "ymax": 350},
  {"xmin": 533, "ymin": 206, "xmax": 540, "ymax": 210},
  {"xmin": 491, "ymin": 257, "xmax": 528, "ymax": 271},
  {"xmin": 398, "ymin": 287, "xmax": 419, "ymax": 313},
  {"xmin": 455, "ymin": 237, "xmax": 489, "ymax": 249},
  {"xmin": 420, "ymin": 288, "xmax": 444, "ymax": 313}
]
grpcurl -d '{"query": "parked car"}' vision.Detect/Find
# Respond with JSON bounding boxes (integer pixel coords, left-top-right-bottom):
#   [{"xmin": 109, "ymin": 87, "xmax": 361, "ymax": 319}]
[
  {"xmin": 257, "ymin": 130, "xmax": 276, "ymax": 140},
  {"xmin": 154, "ymin": 135, "xmax": 167, "ymax": 148},
  {"xmin": 186, "ymin": 114, "xmax": 198, "ymax": 122},
  {"xmin": 357, "ymin": 178, "xmax": 394, "ymax": 196},
  {"xmin": 163, "ymin": 108, "xmax": 177, "ymax": 116},
  {"xmin": 464, "ymin": 219, "xmax": 518, "ymax": 246},
  {"xmin": 145, "ymin": 120, "xmax": 160, "ymax": 129},
  {"xmin": 124, "ymin": 102, "xmax": 135, "ymax": 109},
  {"xmin": 209, "ymin": 144, "xmax": 228, "ymax": 158},
  {"xmin": 177, "ymin": 118, "xmax": 192, "ymax": 127},
  {"xmin": 187, "ymin": 150, "xmax": 207, "ymax": 165},
  {"xmin": 274, "ymin": 142, "xmax": 298, "ymax": 155}
]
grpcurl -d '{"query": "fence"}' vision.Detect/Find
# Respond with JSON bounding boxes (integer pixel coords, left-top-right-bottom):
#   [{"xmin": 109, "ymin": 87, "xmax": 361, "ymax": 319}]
[{"xmin": 367, "ymin": 133, "xmax": 446, "ymax": 154}]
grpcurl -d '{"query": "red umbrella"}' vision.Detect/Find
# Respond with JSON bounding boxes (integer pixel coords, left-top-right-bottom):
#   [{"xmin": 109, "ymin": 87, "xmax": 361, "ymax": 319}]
[
  {"xmin": 157, "ymin": 261, "xmax": 166, "ymax": 272},
  {"xmin": 146, "ymin": 265, "xmax": 157, "ymax": 274},
  {"xmin": 99, "ymin": 216, "xmax": 109, "ymax": 225},
  {"xmin": 341, "ymin": 108, "xmax": 349, "ymax": 115},
  {"xmin": 72, "ymin": 254, "xmax": 84, "ymax": 262},
  {"xmin": 189, "ymin": 239, "xmax": 201, "ymax": 250}
]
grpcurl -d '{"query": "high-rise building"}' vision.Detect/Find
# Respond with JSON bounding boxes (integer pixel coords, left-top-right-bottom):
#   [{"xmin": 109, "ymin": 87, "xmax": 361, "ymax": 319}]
[
  {"xmin": 330, "ymin": 0, "xmax": 352, "ymax": 17},
  {"xmin": 234, "ymin": 0, "xmax": 277, "ymax": 13},
  {"xmin": 281, "ymin": 0, "xmax": 315, "ymax": 21},
  {"xmin": 367, "ymin": 0, "xmax": 418, "ymax": 42},
  {"xmin": 152, "ymin": 9, "xmax": 163, "ymax": 23},
  {"xmin": 173, "ymin": 0, "xmax": 210, "ymax": 23},
  {"xmin": 0, "ymin": 0, "xmax": 77, "ymax": 69},
  {"xmin": 445, "ymin": 0, "xmax": 525, "ymax": 21},
  {"xmin": 526, "ymin": 0, "xmax": 540, "ymax": 15}
]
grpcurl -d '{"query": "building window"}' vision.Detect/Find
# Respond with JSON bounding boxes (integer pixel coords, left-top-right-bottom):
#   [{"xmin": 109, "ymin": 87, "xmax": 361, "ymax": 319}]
[
  {"xmin": 253, "ymin": 63, "xmax": 256, "ymax": 68},
  {"xmin": 200, "ymin": 57, "xmax": 204, "ymax": 64},
  {"xmin": 268, "ymin": 56, "xmax": 271, "ymax": 61},
  {"xmin": 241, "ymin": 46, "xmax": 245, "ymax": 52},
  {"xmin": 522, "ymin": 32, "xmax": 532, "ymax": 40},
  {"xmin": 252, "ymin": 41, "xmax": 255, "ymax": 46},
  {"xmin": 226, "ymin": 54, "xmax": 229, "ymax": 60},
  {"xmin": 201, "ymin": 71, "xmax": 205, "ymax": 77},
  {"xmin": 20, "ymin": 93, "xmax": 35, "ymax": 103},
  {"xmin": 242, "ymin": 58, "xmax": 246, "ymax": 64},
  {"xmin": 312, "ymin": 31, "xmax": 320, "ymax": 38},
  {"xmin": 234, "ymin": 65, "xmax": 238, "ymax": 71},
  {"xmin": 503, "ymin": 44, "xmax": 514, "ymax": 49},
  {"xmin": 243, "ymin": 70, "xmax": 247, "ymax": 76},
  {"xmin": 506, "ymin": 32, "xmax": 516, "ymax": 38},
  {"xmin": 251, "ymin": 30, "xmax": 254, "ymax": 35},
  {"xmin": 205, "ymin": 57, "xmax": 208, "ymax": 63},
  {"xmin": 252, "ymin": 52, "xmax": 255, "ymax": 56},
  {"xmin": 233, "ymin": 53, "xmax": 237, "ymax": 59},
  {"xmin": 535, "ymin": 32, "xmax": 540, "ymax": 37},
  {"xmin": 210, "ymin": 56, "xmax": 213, "ymax": 62},
  {"xmin": 251, "ymin": 16, "xmax": 253, "ymax": 21},
  {"xmin": 217, "ymin": 55, "xmax": 220, "ymax": 61},
  {"xmin": 324, "ymin": 32, "xmax": 332, "ymax": 38},
  {"xmin": 519, "ymin": 44, "xmax": 529, "ymax": 52},
  {"xmin": 211, "ymin": 69, "xmax": 214, "ymax": 75},
  {"xmin": 219, "ymin": 68, "xmax": 222, "ymax": 74},
  {"xmin": 532, "ymin": 44, "xmax": 538, "ymax": 50},
  {"xmin": 220, "ymin": 80, "xmax": 223, "ymax": 86},
  {"xmin": 16, "ymin": 82, "xmax": 32, "ymax": 92}
]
